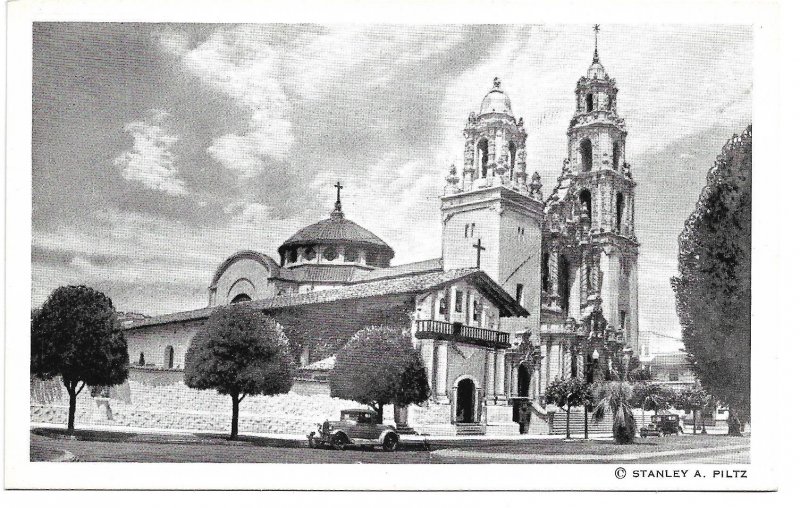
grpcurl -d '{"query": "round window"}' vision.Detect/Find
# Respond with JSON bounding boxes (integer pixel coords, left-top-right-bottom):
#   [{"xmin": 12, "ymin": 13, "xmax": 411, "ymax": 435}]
[
  {"xmin": 304, "ymin": 246, "xmax": 316, "ymax": 261},
  {"xmin": 323, "ymin": 246, "xmax": 337, "ymax": 261},
  {"xmin": 288, "ymin": 249, "xmax": 298, "ymax": 263}
]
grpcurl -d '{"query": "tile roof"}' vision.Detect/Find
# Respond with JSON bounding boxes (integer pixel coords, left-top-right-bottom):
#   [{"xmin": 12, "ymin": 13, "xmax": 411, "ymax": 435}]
[
  {"xmin": 278, "ymin": 216, "xmax": 394, "ymax": 258},
  {"xmin": 123, "ymin": 267, "xmax": 528, "ymax": 330}
]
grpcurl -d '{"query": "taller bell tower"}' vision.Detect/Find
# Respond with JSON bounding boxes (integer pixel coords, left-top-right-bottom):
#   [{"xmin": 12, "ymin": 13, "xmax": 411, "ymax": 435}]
[
  {"xmin": 441, "ymin": 78, "xmax": 545, "ymax": 340},
  {"xmin": 542, "ymin": 26, "xmax": 639, "ymax": 356}
]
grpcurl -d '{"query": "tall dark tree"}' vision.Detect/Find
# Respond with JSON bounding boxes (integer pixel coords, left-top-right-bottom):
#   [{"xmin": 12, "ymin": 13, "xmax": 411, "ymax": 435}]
[
  {"xmin": 184, "ymin": 305, "xmax": 294, "ymax": 439},
  {"xmin": 545, "ymin": 377, "xmax": 592, "ymax": 440},
  {"xmin": 330, "ymin": 326, "xmax": 430, "ymax": 423},
  {"xmin": 31, "ymin": 285, "xmax": 129, "ymax": 431},
  {"xmin": 672, "ymin": 125, "xmax": 751, "ymax": 435}
]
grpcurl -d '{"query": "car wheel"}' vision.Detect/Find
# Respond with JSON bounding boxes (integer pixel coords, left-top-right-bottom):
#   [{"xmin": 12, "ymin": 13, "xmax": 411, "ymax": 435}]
[
  {"xmin": 332, "ymin": 434, "xmax": 347, "ymax": 451},
  {"xmin": 383, "ymin": 433, "xmax": 399, "ymax": 452}
]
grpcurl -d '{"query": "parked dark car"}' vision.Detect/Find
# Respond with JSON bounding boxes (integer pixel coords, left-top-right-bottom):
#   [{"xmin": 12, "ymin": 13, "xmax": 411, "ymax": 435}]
[
  {"xmin": 640, "ymin": 414, "xmax": 683, "ymax": 437},
  {"xmin": 308, "ymin": 409, "xmax": 400, "ymax": 451}
]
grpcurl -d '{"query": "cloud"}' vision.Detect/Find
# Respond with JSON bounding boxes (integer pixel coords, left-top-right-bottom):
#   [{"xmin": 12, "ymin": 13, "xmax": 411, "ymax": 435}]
[
  {"xmin": 114, "ymin": 109, "xmax": 187, "ymax": 196},
  {"xmin": 163, "ymin": 25, "xmax": 295, "ymax": 180}
]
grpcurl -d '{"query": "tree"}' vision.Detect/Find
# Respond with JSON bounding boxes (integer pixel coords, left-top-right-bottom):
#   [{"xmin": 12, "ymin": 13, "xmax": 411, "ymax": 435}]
[
  {"xmin": 545, "ymin": 377, "xmax": 592, "ymax": 440},
  {"xmin": 31, "ymin": 285, "xmax": 129, "ymax": 431},
  {"xmin": 632, "ymin": 382, "xmax": 675, "ymax": 418},
  {"xmin": 330, "ymin": 326, "xmax": 430, "ymax": 423},
  {"xmin": 675, "ymin": 386, "xmax": 711, "ymax": 434},
  {"xmin": 184, "ymin": 305, "xmax": 294, "ymax": 439},
  {"xmin": 672, "ymin": 126, "xmax": 751, "ymax": 435},
  {"xmin": 592, "ymin": 382, "xmax": 636, "ymax": 444}
]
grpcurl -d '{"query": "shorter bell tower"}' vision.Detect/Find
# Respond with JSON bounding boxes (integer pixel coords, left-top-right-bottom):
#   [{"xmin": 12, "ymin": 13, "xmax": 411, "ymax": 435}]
[{"xmin": 441, "ymin": 78, "xmax": 545, "ymax": 340}]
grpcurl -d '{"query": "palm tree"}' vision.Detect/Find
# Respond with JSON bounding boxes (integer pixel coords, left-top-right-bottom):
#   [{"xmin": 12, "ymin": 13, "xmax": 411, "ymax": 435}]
[{"xmin": 592, "ymin": 382, "xmax": 636, "ymax": 444}]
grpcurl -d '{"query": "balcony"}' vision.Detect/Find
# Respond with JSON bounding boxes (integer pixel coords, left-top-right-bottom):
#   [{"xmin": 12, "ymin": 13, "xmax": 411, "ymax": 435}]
[{"xmin": 415, "ymin": 319, "xmax": 511, "ymax": 349}]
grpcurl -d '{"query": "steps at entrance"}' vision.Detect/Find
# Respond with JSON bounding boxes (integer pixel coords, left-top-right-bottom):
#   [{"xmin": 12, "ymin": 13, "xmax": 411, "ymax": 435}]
[
  {"xmin": 455, "ymin": 423, "xmax": 486, "ymax": 436},
  {"xmin": 549, "ymin": 408, "xmax": 649, "ymax": 436},
  {"xmin": 395, "ymin": 425, "xmax": 418, "ymax": 435}
]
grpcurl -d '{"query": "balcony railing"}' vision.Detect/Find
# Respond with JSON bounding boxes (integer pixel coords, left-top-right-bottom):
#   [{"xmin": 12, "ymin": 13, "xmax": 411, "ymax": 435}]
[{"xmin": 415, "ymin": 319, "xmax": 511, "ymax": 348}]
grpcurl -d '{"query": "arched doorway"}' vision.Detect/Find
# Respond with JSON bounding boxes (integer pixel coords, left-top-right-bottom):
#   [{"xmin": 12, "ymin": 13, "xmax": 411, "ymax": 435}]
[
  {"xmin": 456, "ymin": 378, "xmax": 476, "ymax": 423},
  {"xmin": 517, "ymin": 364, "xmax": 531, "ymax": 398}
]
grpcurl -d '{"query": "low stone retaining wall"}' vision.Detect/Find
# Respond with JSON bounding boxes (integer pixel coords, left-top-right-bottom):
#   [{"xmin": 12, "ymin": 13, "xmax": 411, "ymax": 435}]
[{"xmin": 30, "ymin": 372, "xmax": 365, "ymax": 435}]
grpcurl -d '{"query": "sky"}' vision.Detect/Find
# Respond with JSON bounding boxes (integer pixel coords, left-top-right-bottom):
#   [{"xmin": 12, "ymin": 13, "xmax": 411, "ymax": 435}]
[{"xmin": 31, "ymin": 24, "xmax": 752, "ymax": 350}]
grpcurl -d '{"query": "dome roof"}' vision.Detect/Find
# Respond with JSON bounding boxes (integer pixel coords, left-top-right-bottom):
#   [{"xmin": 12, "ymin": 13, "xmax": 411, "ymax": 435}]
[
  {"xmin": 278, "ymin": 214, "xmax": 394, "ymax": 258},
  {"xmin": 587, "ymin": 61, "xmax": 607, "ymax": 80},
  {"xmin": 479, "ymin": 77, "xmax": 513, "ymax": 116}
]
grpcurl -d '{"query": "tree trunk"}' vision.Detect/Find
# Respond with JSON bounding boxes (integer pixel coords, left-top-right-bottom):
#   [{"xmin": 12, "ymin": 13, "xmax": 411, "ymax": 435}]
[
  {"xmin": 584, "ymin": 405, "xmax": 589, "ymax": 440},
  {"xmin": 728, "ymin": 407, "xmax": 742, "ymax": 436},
  {"xmin": 230, "ymin": 393, "xmax": 240, "ymax": 440},
  {"xmin": 67, "ymin": 390, "xmax": 77, "ymax": 431},
  {"xmin": 376, "ymin": 403, "xmax": 384, "ymax": 424},
  {"xmin": 692, "ymin": 409, "xmax": 697, "ymax": 434},
  {"xmin": 565, "ymin": 405, "xmax": 571, "ymax": 439}
]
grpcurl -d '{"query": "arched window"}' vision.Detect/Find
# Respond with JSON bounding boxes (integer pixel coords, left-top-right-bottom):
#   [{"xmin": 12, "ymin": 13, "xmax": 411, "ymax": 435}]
[
  {"xmin": 303, "ymin": 246, "xmax": 316, "ymax": 261},
  {"xmin": 612, "ymin": 141, "xmax": 620, "ymax": 170},
  {"xmin": 343, "ymin": 247, "xmax": 358, "ymax": 263},
  {"xmin": 477, "ymin": 138, "xmax": 489, "ymax": 178},
  {"xmin": 138, "ymin": 352, "xmax": 145, "ymax": 366},
  {"xmin": 508, "ymin": 141, "xmax": 517, "ymax": 170},
  {"xmin": 231, "ymin": 293, "xmax": 251, "ymax": 304},
  {"xmin": 586, "ymin": 93, "xmax": 594, "ymax": 112},
  {"xmin": 579, "ymin": 189, "xmax": 592, "ymax": 222},
  {"xmin": 323, "ymin": 246, "xmax": 337, "ymax": 261},
  {"xmin": 616, "ymin": 192, "xmax": 624, "ymax": 231},
  {"xmin": 580, "ymin": 138, "xmax": 593, "ymax": 171},
  {"xmin": 164, "ymin": 346, "xmax": 175, "ymax": 369}
]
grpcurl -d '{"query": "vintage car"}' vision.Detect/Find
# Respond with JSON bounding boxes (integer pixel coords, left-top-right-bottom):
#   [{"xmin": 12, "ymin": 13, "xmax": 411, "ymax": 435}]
[
  {"xmin": 640, "ymin": 413, "xmax": 683, "ymax": 437},
  {"xmin": 308, "ymin": 409, "xmax": 400, "ymax": 451}
]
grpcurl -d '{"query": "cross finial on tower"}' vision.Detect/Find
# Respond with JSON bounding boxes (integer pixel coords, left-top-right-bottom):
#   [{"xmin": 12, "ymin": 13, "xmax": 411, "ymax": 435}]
[
  {"xmin": 331, "ymin": 181, "xmax": 344, "ymax": 219},
  {"xmin": 493, "ymin": 77, "xmax": 501, "ymax": 89},
  {"xmin": 593, "ymin": 24, "xmax": 600, "ymax": 63}
]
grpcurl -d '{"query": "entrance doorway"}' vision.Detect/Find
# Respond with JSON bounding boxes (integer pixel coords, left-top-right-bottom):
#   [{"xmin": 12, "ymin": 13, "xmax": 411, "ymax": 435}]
[
  {"xmin": 456, "ymin": 378, "xmax": 476, "ymax": 423},
  {"xmin": 518, "ymin": 364, "xmax": 530, "ymax": 398}
]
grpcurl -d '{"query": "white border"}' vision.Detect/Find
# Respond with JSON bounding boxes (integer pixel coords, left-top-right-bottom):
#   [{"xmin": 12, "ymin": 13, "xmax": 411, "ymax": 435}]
[{"xmin": 4, "ymin": 0, "xmax": 784, "ymax": 492}]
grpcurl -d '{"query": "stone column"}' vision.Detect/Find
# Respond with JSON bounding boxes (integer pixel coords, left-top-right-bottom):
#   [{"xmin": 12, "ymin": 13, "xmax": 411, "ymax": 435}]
[
  {"xmin": 435, "ymin": 340, "xmax": 449, "ymax": 403},
  {"xmin": 510, "ymin": 364, "xmax": 519, "ymax": 397},
  {"xmin": 485, "ymin": 349, "xmax": 496, "ymax": 400},
  {"xmin": 419, "ymin": 339, "xmax": 435, "ymax": 400},
  {"xmin": 495, "ymin": 349, "xmax": 507, "ymax": 402}
]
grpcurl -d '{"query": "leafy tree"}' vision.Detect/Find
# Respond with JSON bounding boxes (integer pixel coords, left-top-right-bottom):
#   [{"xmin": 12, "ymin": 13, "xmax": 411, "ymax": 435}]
[
  {"xmin": 631, "ymin": 382, "xmax": 675, "ymax": 418},
  {"xmin": 545, "ymin": 377, "xmax": 592, "ymax": 440},
  {"xmin": 592, "ymin": 382, "xmax": 636, "ymax": 444},
  {"xmin": 672, "ymin": 126, "xmax": 751, "ymax": 435},
  {"xmin": 330, "ymin": 326, "xmax": 430, "ymax": 423},
  {"xmin": 184, "ymin": 305, "xmax": 294, "ymax": 439},
  {"xmin": 675, "ymin": 386, "xmax": 711, "ymax": 434},
  {"xmin": 627, "ymin": 356, "xmax": 651, "ymax": 381},
  {"xmin": 31, "ymin": 285, "xmax": 129, "ymax": 431}
]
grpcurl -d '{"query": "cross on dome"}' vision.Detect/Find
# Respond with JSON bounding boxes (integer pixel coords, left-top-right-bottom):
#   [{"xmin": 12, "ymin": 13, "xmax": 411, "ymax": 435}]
[{"xmin": 331, "ymin": 181, "xmax": 344, "ymax": 219}]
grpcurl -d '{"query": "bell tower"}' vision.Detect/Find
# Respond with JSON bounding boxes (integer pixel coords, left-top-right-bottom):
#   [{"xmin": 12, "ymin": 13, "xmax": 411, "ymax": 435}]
[
  {"xmin": 441, "ymin": 78, "xmax": 545, "ymax": 339},
  {"xmin": 556, "ymin": 25, "xmax": 640, "ymax": 354}
]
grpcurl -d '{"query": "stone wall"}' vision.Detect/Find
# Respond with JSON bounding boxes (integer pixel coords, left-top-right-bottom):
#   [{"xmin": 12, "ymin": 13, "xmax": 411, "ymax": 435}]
[{"xmin": 30, "ymin": 371, "xmax": 365, "ymax": 436}]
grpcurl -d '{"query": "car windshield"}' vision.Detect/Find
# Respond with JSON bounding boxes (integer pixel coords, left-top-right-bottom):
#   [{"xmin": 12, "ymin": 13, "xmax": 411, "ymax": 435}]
[{"xmin": 342, "ymin": 412, "xmax": 361, "ymax": 423}]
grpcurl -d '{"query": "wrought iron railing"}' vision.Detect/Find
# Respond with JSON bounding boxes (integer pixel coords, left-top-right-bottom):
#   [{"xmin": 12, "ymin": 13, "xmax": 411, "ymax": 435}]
[{"xmin": 415, "ymin": 319, "xmax": 511, "ymax": 347}]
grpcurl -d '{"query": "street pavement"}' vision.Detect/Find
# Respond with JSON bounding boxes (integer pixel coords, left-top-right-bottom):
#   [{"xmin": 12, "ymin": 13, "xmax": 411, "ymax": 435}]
[{"xmin": 30, "ymin": 427, "xmax": 750, "ymax": 464}]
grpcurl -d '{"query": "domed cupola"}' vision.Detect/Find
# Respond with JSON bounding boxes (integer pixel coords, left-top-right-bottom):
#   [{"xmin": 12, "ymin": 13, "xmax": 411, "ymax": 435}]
[
  {"xmin": 479, "ymin": 77, "xmax": 514, "ymax": 117},
  {"xmin": 278, "ymin": 182, "xmax": 394, "ymax": 277}
]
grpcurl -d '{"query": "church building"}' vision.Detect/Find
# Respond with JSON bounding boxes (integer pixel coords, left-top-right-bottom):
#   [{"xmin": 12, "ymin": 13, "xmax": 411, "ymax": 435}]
[{"xmin": 33, "ymin": 30, "xmax": 640, "ymax": 436}]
